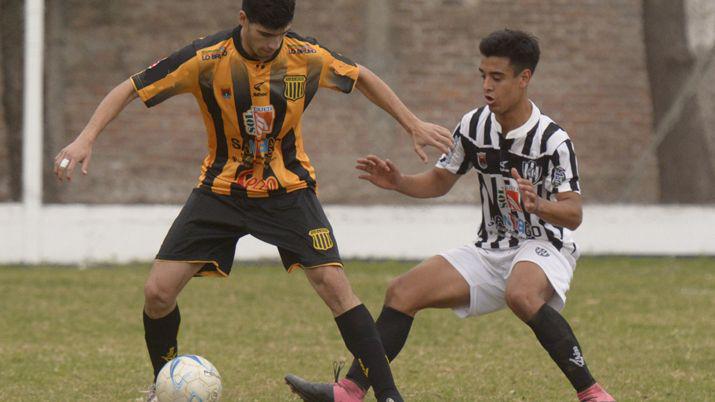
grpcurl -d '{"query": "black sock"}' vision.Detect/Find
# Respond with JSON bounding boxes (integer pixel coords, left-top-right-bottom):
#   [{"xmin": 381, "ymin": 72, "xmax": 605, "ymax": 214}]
[
  {"xmin": 346, "ymin": 306, "xmax": 414, "ymax": 391},
  {"xmin": 143, "ymin": 305, "xmax": 180, "ymax": 381},
  {"xmin": 335, "ymin": 304, "xmax": 403, "ymax": 402},
  {"xmin": 527, "ymin": 304, "xmax": 596, "ymax": 392}
]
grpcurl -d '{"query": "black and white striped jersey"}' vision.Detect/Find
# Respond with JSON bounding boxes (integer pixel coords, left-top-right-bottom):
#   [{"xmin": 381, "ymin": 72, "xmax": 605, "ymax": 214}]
[{"xmin": 436, "ymin": 101, "xmax": 580, "ymax": 253}]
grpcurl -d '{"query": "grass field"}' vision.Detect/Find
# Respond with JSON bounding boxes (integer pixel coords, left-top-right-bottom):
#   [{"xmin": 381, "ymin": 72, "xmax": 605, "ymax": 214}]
[{"xmin": 1, "ymin": 257, "xmax": 714, "ymax": 401}]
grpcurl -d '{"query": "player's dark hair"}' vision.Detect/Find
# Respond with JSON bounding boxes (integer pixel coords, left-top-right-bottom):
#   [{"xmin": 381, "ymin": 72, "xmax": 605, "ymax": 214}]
[
  {"xmin": 242, "ymin": 0, "xmax": 296, "ymax": 30},
  {"xmin": 479, "ymin": 29, "xmax": 540, "ymax": 75}
]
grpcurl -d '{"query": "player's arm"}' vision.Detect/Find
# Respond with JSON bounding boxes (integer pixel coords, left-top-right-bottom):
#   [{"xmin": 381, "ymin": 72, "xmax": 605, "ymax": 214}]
[
  {"xmin": 511, "ymin": 168, "xmax": 583, "ymax": 230},
  {"xmin": 53, "ymin": 79, "xmax": 138, "ymax": 181},
  {"xmin": 357, "ymin": 155, "xmax": 460, "ymax": 198},
  {"xmin": 354, "ymin": 65, "xmax": 454, "ymax": 163}
]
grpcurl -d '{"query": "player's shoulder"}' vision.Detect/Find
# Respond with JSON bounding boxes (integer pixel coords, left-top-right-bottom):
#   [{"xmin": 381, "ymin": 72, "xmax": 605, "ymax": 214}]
[
  {"xmin": 535, "ymin": 112, "xmax": 571, "ymax": 153},
  {"xmin": 456, "ymin": 105, "xmax": 490, "ymax": 135},
  {"xmin": 284, "ymin": 31, "xmax": 321, "ymax": 54},
  {"xmin": 192, "ymin": 28, "xmax": 235, "ymax": 53}
]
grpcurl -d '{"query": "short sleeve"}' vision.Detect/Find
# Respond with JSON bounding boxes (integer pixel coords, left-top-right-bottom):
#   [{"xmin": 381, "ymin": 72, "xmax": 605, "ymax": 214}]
[
  {"xmin": 130, "ymin": 43, "xmax": 200, "ymax": 107},
  {"xmin": 546, "ymin": 140, "xmax": 581, "ymax": 194},
  {"xmin": 436, "ymin": 125, "xmax": 471, "ymax": 175},
  {"xmin": 317, "ymin": 46, "xmax": 360, "ymax": 94}
]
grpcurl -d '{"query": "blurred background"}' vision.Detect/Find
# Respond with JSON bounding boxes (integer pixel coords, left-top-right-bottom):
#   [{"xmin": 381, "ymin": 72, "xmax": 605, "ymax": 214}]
[{"xmin": 1, "ymin": 0, "xmax": 714, "ymax": 262}]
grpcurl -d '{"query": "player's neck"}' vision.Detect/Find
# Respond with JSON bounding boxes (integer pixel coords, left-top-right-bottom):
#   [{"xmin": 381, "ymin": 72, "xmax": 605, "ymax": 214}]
[{"xmin": 494, "ymin": 97, "xmax": 532, "ymax": 135}]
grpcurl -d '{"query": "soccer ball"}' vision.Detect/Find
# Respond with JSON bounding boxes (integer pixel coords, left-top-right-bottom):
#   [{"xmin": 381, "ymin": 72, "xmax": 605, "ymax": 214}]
[{"xmin": 155, "ymin": 354, "xmax": 222, "ymax": 402}]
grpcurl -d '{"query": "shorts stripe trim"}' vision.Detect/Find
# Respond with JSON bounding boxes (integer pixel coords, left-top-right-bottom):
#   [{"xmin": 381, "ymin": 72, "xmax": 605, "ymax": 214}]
[
  {"xmin": 154, "ymin": 259, "xmax": 229, "ymax": 278},
  {"xmin": 287, "ymin": 261, "xmax": 344, "ymax": 273}
]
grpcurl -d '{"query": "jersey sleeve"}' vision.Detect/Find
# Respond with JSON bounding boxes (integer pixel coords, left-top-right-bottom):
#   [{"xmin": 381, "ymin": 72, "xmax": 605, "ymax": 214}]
[
  {"xmin": 546, "ymin": 139, "xmax": 581, "ymax": 194},
  {"xmin": 316, "ymin": 46, "xmax": 360, "ymax": 94},
  {"xmin": 435, "ymin": 125, "xmax": 471, "ymax": 175},
  {"xmin": 130, "ymin": 43, "xmax": 200, "ymax": 108}
]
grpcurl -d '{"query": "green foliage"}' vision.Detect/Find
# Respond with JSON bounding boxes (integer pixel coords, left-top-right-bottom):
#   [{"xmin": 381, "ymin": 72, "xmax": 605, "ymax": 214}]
[{"xmin": 0, "ymin": 258, "xmax": 713, "ymax": 401}]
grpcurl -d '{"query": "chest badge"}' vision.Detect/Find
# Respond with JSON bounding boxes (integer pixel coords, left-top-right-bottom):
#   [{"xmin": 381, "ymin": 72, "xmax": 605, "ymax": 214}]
[
  {"xmin": 477, "ymin": 152, "xmax": 488, "ymax": 169},
  {"xmin": 284, "ymin": 75, "xmax": 306, "ymax": 101}
]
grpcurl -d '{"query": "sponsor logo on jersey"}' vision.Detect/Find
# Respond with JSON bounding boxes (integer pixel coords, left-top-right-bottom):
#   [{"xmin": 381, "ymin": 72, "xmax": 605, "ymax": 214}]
[
  {"xmin": 522, "ymin": 160, "xmax": 543, "ymax": 184},
  {"xmin": 551, "ymin": 166, "xmax": 567, "ymax": 188},
  {"xmin": 288, "ymin": 45, "xmax": 318, "ymax": 55},
  {"xmin": 284, "ymin": 75, "xmax": 306, "ymax": 101},
  {"xmin": 236, "ymin": 169, "xmax": 280, "ymax": 192},
  {"xmin": 243, "ymin": 105, "xmax": 275, "ymax": 138},
  {"xmin": 253, "ymin": 81, "xmax": 268, "ymax": 97},
  {"xmin": 500, "ymin": 160, "xmax": 510, "ymax": 173},
  {"xmin": 477, "ymin": 152, "xmax": 488, "ymax": 169},
  {"xmin": 201, "ymin": 46, "xmax": 228, "ymax": 61},
  {"xmin": 309, "ymin": 228, "xmax": 334, "ymax": 251},
  {"xmin": 498, "ymin": 184, "xmax": 522, "ymax": 213}
]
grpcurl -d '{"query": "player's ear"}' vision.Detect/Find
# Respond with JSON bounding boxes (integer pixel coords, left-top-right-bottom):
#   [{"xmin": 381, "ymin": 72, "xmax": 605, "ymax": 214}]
[{"xmin": 519, "ymin": 68, "xmax": 532, "ymax": 89}]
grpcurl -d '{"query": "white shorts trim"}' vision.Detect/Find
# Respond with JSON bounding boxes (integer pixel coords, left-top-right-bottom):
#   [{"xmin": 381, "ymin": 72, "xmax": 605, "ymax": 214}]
[{"xmin": 439, "ymin": 240, "xmax": 576, "ymax": 318}]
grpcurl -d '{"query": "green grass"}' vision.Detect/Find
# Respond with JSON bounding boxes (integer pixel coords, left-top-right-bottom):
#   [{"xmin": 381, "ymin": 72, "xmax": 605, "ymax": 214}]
[{"xmin": 1, "ymin": 258, "xmax": 714, "ymax": 401}]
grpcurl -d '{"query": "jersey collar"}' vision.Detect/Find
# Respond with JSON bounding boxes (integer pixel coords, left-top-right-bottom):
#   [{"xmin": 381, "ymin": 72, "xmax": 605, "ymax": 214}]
[
  {"xmin": 232, "ymin": 25, "xmax": 283, "ymax": 63},
  {"xmin": 491, "ymin": 100, "xmax": 541, "ymax": 140}
]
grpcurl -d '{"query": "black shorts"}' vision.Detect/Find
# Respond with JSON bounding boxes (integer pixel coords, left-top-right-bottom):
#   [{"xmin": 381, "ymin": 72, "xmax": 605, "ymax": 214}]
[{"xmin": 157, "ymin": 187, "xmax": 342, "ymax": 276}]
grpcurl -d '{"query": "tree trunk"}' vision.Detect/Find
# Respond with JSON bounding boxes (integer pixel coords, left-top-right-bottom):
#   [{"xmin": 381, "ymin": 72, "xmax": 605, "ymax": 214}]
[
  {"xmin": 0, "ymin": 0, "xmax": 24, "ymax": 201},
  {"xmin": 643, "ymin": 0, "xmax": 715, "ymax": 203}
]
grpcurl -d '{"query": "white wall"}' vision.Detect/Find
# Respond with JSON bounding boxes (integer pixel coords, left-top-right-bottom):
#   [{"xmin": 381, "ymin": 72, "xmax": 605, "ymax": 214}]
[{"xmin": 1, "ymin": 204, "xmax": 714, "ymax": 265}]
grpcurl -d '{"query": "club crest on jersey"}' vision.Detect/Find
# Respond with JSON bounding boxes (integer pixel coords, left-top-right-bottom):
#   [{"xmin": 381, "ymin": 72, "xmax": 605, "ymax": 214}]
[
  {"xmin": 243, "ymin": 105, "xmax": 275, "ymax": 138},
  {"xmin": 309, "ymin": 228, "xmax": 334, "ymax": 251},
  {"xmin": 284, "ymin": 75, "xmax": 306, "ymax": 101},
  {"xmin": 477, "ymin": 152, "xmax": 488, "ymax": 169},
  {"xmin": 522, "ymin": 160, "xmax": 543, "ymax": 183}
]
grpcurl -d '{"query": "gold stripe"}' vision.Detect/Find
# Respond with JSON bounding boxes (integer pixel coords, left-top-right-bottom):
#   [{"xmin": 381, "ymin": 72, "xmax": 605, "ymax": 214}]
[{"xmin": 154, "ymin": 259, "xmax": 228, "ymax": 278}]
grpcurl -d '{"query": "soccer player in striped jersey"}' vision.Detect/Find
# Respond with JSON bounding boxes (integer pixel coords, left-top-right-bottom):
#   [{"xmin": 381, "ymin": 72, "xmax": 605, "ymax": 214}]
[
  {"xmin": 52, "ymin": 1, "xmax": 454, "ymax": 401},
  {"xmin": 285, "ymin": 29, "xmax": 615, "ymax": 402}
]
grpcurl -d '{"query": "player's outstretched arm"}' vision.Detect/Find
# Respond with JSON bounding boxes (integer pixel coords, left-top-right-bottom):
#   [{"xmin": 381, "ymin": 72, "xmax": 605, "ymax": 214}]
[
  {"xmin": 354, "ymin": 65, "xmax": 453, "ymax": 163},
  {"xmin": 357, "ymin": 155, "xmax": 460, "ymax": 198},
  {"xmin": 54, "ymin": 79, "xmax": 138, "ymax": 181},
  {"xmin": 511, "ymin": 168, "xmax": 583, "ymax": 230}
]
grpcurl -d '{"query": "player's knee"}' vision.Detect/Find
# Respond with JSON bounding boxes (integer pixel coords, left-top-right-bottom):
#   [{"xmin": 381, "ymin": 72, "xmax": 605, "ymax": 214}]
[
  {"xmin": 144, "ymin": 280, "xmax": 176, "ymax": 312},
  {"xmin": 385, "ymin": 276, "xmax": 416, "ymax": 313},
  {"xmin": 505, "ymin": 289, "xmax": 541, "ymax": 321}
]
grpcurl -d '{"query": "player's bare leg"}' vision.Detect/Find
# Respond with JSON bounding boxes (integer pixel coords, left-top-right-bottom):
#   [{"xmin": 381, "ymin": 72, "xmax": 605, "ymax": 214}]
[
  {"xmin": 506, "ymin": 262, "xmax": 614, "ymax": 402},
  {"xmin": 289, "ymin": 265, "xmax": 402, "ymax": 402},
  {"xmin": 143, "ymin": 261, "xmax": 203, "ymax": 381},
  {"xmin": 287, "ymin": 256, "xmax": 469, "ymax": 401}
]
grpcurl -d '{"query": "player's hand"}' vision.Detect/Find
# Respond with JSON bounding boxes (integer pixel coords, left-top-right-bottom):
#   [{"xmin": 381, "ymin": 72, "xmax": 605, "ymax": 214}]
[
  {"xmin": 511, "ymin": 168, "xmax": 540, "ymax": 214},
  {"xmin": 54, "ymin": 137, "xmax": 94, "ymax": 182},
  {"xmin": 356, "ymin": 155, "xmax": 403, "ymax": 191},
  {"xmin": 409, "ymin": 120, "xmax": 453, "ymax": 163}
]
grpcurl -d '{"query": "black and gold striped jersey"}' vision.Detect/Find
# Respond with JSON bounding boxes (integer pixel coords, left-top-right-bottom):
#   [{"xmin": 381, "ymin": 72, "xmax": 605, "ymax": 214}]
[{"xmin": 131, "ymin": 26, "xmax": 360, "ymax": 198}]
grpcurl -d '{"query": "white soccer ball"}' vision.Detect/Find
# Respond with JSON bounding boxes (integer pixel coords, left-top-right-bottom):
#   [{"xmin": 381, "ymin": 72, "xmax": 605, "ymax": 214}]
[{"xmin": 155, "ymin": 354, "xmax": 222, "ymax": 402}]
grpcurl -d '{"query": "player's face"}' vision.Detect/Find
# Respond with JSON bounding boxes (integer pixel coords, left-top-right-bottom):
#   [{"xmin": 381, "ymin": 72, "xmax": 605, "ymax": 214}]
[
  {"xmin": 479, "ymin": 57, "xmax": 531, "ymax": 114},
  {"xmin": 239, "ymin": 11, "xmax": 291, "ymax": 61}
]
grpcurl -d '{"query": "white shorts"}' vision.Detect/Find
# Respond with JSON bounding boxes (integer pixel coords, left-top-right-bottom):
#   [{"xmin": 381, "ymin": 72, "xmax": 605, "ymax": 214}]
[{"xmin": 440, "ymin": 240, "xmax": 577, "ymax": 318}]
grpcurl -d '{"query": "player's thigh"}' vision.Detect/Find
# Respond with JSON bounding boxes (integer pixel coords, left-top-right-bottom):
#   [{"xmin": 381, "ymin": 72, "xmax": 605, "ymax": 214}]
[
  {"xmin": 506, "ymin": 240, "xmax": 574, "ymax": 318},
  {"xmin": 144, "ymin": 260, "xmax": 204, "ymax": 301},
  {"xmin": 386, "ymin": 255, "xmax": 470, "ymax": 314},
  {"xmin": 505, "ymin": 261, "xmax": 554, "ymax": 301},
  {"xmin": 245, "ymin": 189, "xmax": 342, "ymax": 272}
]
